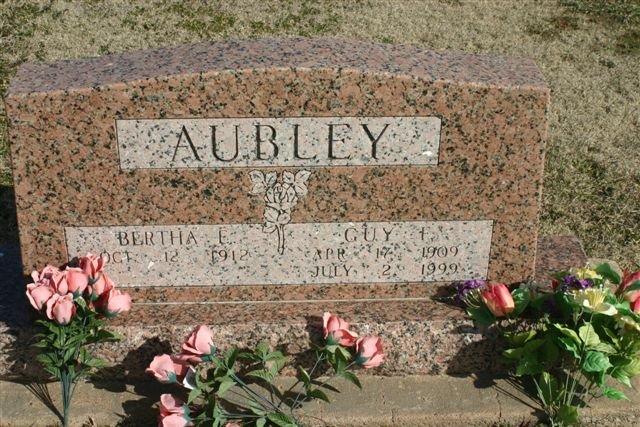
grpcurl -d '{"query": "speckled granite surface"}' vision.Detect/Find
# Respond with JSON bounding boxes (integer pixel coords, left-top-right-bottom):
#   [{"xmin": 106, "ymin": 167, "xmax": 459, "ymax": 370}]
[
  {"xmin": 0, "ymin": 236, "xmax": 586, "ymax": 379},
  {"xmin": 8, "ymin": 38, "xmax": 546, "ymax": 95},
  {"xmin": 5, "ymin": 38, "xmax": 549, "ymax": 300}
]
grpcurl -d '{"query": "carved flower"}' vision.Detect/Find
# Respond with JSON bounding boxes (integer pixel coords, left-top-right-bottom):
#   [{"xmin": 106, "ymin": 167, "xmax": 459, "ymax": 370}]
[
  {"xmin": 265, "ymin": 183, "xmax": 298, "ymax": 211},
  {"xmin": 283, "ymin": 170, "xmax": 311, "ymax": 196},
  {"xmin": 249, "ymin": 171, "xmax": 276, "ymax": 195}
]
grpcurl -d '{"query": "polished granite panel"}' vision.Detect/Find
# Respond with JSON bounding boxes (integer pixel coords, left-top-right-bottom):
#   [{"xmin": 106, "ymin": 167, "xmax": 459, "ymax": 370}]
[{"xmin": 6, "ymin": 39, "xmax": 548, "ymax": 294}]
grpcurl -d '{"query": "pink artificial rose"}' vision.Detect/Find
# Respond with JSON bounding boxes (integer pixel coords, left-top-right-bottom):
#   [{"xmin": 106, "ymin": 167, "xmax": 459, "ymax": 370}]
[
  {"xmin": 80, "ymin": 252, "xmax": 106, "ymax": 279},
  {"xmin": 481, "ymin": 283, "xmax": 515, "ymax": 317},
  {"xmin": 159, "ymin": 413, "xmax": 191, "ymax": 427},
  {"xmin": 158, "ymin": 394, "xmax": 192, "ymax": 427},
  {"xmin": 98, "ymin": 288, "xmax": 131, "ymax": 317},
  {"xmin": 355, "ymin": 336, "xmax": 384, "ymax": 368},
  {"xmin": 159, "ymin": 394, "xmax": 185, "ymax": 416},
  {"xmin": 618, "ymin": 269, "xmax": 640, "ymax": 295},
  {"xmin": 45, "ymin": 293, "xmax": 76, "ymax": 325},
  {"xmin": 224, "ymin": 423, "xmax": 241, "ymax": 427},
  {"xmin": 624, "ymin": 291, "xmax": 640, "ymax": 313},
  {"xmin": 26, "ymin": 282, "xmax": 55, "ymax": 311},
  {"xmin": 88, "ymin": 272, "xmax": 115, "ymax": 300},
  {"xmin": 146, "ymin": 354, "xmax": 190, "ymax": 384},
  {"xmin": 181, "ymin": 325, "xmax": 215, "ymax": 362},
  {"xmin": 322, "ymin": 312, "xmax": 358, "ymax": 346},
  {"xmin": 33, "ymin": 265, "xmax": 69, "ymax": 295},
  {"xmin": 31, "ymin": 265, "xmax": 60, "ymax": 284},
  {"xmin": 65, "ymin": 267, "xmax": 89, "ymax": 295}
]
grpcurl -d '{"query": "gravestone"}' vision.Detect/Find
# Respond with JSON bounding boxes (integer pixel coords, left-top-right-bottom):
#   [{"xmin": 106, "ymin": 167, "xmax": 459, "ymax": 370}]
[{"xmin": 4, "ymin": 38, "xmax": 561, "ymax": 375}]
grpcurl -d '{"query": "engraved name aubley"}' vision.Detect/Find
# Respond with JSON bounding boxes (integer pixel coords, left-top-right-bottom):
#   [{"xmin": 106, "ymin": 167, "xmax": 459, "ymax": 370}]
[
  {"xmin": 65, "ymin": 221, "xmax": 492, "ymax": 287},
  {"xmin": 116, "ymin": 116, "xmax": 441, "ymax": 169}
]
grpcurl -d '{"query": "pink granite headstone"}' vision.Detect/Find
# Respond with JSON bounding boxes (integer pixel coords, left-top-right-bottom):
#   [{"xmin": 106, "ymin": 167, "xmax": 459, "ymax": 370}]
[{"xmin": 5, "ymin": 38, "xmax": 550, "ymax": 374}]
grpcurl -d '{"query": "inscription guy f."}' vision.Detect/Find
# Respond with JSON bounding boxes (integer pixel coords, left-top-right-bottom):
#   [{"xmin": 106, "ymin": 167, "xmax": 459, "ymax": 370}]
[{"xmin": 249, "ymin": 170, "xmax": 311, "ymax": 255}]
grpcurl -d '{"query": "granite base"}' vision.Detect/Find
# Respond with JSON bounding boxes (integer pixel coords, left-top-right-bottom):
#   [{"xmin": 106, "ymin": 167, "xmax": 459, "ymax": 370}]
[{"xmin": 0, "ymin": 235, "xmax": 586, "ymax": 380}]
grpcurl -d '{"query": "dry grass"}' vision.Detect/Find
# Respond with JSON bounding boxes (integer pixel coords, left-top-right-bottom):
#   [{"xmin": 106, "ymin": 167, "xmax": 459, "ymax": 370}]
[{"xmin": 0, "ymin": 0, "xmax": 638, "ymax": 268}]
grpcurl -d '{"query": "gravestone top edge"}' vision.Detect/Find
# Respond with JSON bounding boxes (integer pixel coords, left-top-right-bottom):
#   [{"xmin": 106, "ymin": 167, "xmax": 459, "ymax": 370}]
[{"xmin": 8, "ymin": 37, "xmax": 548, "ymax": 96}]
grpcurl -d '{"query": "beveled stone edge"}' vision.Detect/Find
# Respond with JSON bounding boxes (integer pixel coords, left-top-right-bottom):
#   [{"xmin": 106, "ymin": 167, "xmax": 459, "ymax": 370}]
[{"xmin": 7, "ymin": 37, "xmax": 548, "ymax": 96}]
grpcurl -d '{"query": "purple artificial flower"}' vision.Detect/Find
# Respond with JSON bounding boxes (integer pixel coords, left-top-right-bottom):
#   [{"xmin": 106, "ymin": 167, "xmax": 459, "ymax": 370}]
[
  {"xmin": 453, "ymin": 279, "xmax": 487, "ymax": 305},
  {"xmin": 559, "ymin": 275, "xmax": 593, "ymax": 293}
]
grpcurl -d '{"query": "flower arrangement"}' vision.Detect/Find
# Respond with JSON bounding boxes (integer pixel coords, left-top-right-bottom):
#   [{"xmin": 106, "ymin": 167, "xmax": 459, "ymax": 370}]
[
  {"xmin": 146, "ymin": 312, "xmax": 384, "ymax": 427},
  {"xmin": 457, "ymin": 263, "xmax": 640, "ymax": 426},
  {"xmin": 26, "ymin": 253, "xmax": 131, "ymax": 427}
]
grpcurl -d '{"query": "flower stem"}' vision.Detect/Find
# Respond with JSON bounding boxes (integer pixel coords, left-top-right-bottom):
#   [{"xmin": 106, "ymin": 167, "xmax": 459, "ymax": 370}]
[
  {"xmin": 61, "ymin": 369, "xmax": 72, "ymax": 427},
  {"xmin": 231, "ymin": 373, "xmax": 280, "ymax": 412},
  {"xmin": 290, "ymin": 353, "xmax": 325, "ymax": 410}
]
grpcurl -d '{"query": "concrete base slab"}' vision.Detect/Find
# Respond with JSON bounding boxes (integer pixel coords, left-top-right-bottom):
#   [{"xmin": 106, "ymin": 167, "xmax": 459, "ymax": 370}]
[{"xmin": 1, "ymin": 375, "xmax": 638, "ymax": 426}]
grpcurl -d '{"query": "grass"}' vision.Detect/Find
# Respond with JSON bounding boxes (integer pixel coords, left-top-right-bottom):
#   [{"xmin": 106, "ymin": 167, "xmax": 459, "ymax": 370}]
[{"xmin": 0, "ymin": 0, "xmax": 638, "ymax": 268}]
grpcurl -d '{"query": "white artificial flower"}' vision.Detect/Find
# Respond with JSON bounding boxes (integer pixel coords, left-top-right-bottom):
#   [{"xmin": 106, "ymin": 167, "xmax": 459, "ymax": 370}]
[{"xmin": 572, "ymin": 288, "xmax": 617, "ymax": 316}]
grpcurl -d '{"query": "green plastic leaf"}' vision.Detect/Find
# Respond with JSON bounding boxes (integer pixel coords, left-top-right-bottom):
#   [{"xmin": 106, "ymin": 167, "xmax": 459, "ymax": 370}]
[
  {"xmin": 268, "ymin": 354, "xmax": 287, "ymax": 377},
  {"xmin": 267, "ymin": 412, "xmax": 297, "ymax": 427},
  {"xmin": 556, "ymin": 336, "xmax": 580, "ymax": 358},
  {"xmin": 336, "ymin": 345, "xmax": 352, "ymax": 362},
  {"xmin": 555, "ymin": 292, "xmax": 579, "ymax": 318},
  {"xmin": 594, "ymin": 263, "xmax": 621, "ymax": 284},
  {"xmin": 541, "ymin": 339, "xmax": 559, "ymax": 365},
  {"xmin": 466, "ymin": 305, "xmax": 496, "ymax": 325},
  {"xmin": 224, "ymin": 347, "xmax": 238, "ymax": 368},
  {"xmin": 298, "ymin": 366, "xmax": 311, "ymax": 388},
  {"xmin": 35, "ymin": 353, "xmax": 56, "ymax": 366},
  {"xmin": 511, "ymin": 287, "xmax": 531, "ymax": 317},
  {"xmin": 504, "ymin": 330, "xmax": 537, "ymax": 347},
  {"xmin": 246, "ymin": 369, "xmax": 274, "ymax": 382},
  {"xmin": 516, "ymin": 352, "xmax": 543, "ymax": 376},
  {"xmin": 554, "ymin": 325, "xmax": 581, "ymax": 345},
  {"xmin": 610, "ymin": 369, "xmax": 632, "ymax": 388},
  {"xmin": 590, "ymin": 341, "xmax": 616, "ymax": 354},
  {"xmin": 529, "ymin": 293, "xmax": 552, "ymax": 314},
  {"xmin": 255, "ymin": 341, "xmax": 270, "ymax": 359},
  {"xmin": 333, "ymin": 350, "xmax": 347, "ymax": 375},
  {"xmin": 557, "ymin": 404, "xmax": 579, "ymax": 426},
  {"xmin": 187, "ymin": 388, "xmax": 202, "ymax": 404},
  {"xmin": 601, "ymin": 386, "xmax": 628, "ymax": 401},
  {"xmin": 84, "ymin": 358, "xmax": 108, "ymax": 368},
  {"xmin": 618, "ymin": 358, "xmax": 640, "ymax": 377},
  {"xmin": 217, "ymin": 378, "xmax": 235, "ymax": 397},
  {"xmin": 579, "ymin": 324, "xmax": 601, "ymax": 348},
  {"xmin": 75, "ymin": 296, "xmax": 88, "ymax": 309},
  {"xmin": 581, "ymin": 351, "xmax": 612, "ymax": 373},
  {"xmin": 237, "ymin": 351, "xmax": 258, "ymax": 361},
  {"xmin": 307, "ymin": 388, "xmax": 330, "ymax": 402},
  {"xmin": 94, "ymin": 329, "xmax": 124, "ymax": 343},
  {"xmin": 256, "ymin": 418, "xmax": 267, "ymax": 427},
  {"xmin": 248, "ymin": 400, "xmax": 266, "ymax": 416},
  {"xmin": 503, "ymin": 347, "xmax": 524, "ymax": 360},
  {"xmin": 340, "ymin": 371, "xmax": 362, "ymax": 389},
  {"xmin": 537, "ymin": 372, "xmax": 561, "ymax": 407},
  {"xmin": 265, "ymin": 350, "xmax": 285, "ymax": 361},
  {"xmin": 523, "ymin": 338, "xmax": 545, "ymax": 352}
]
